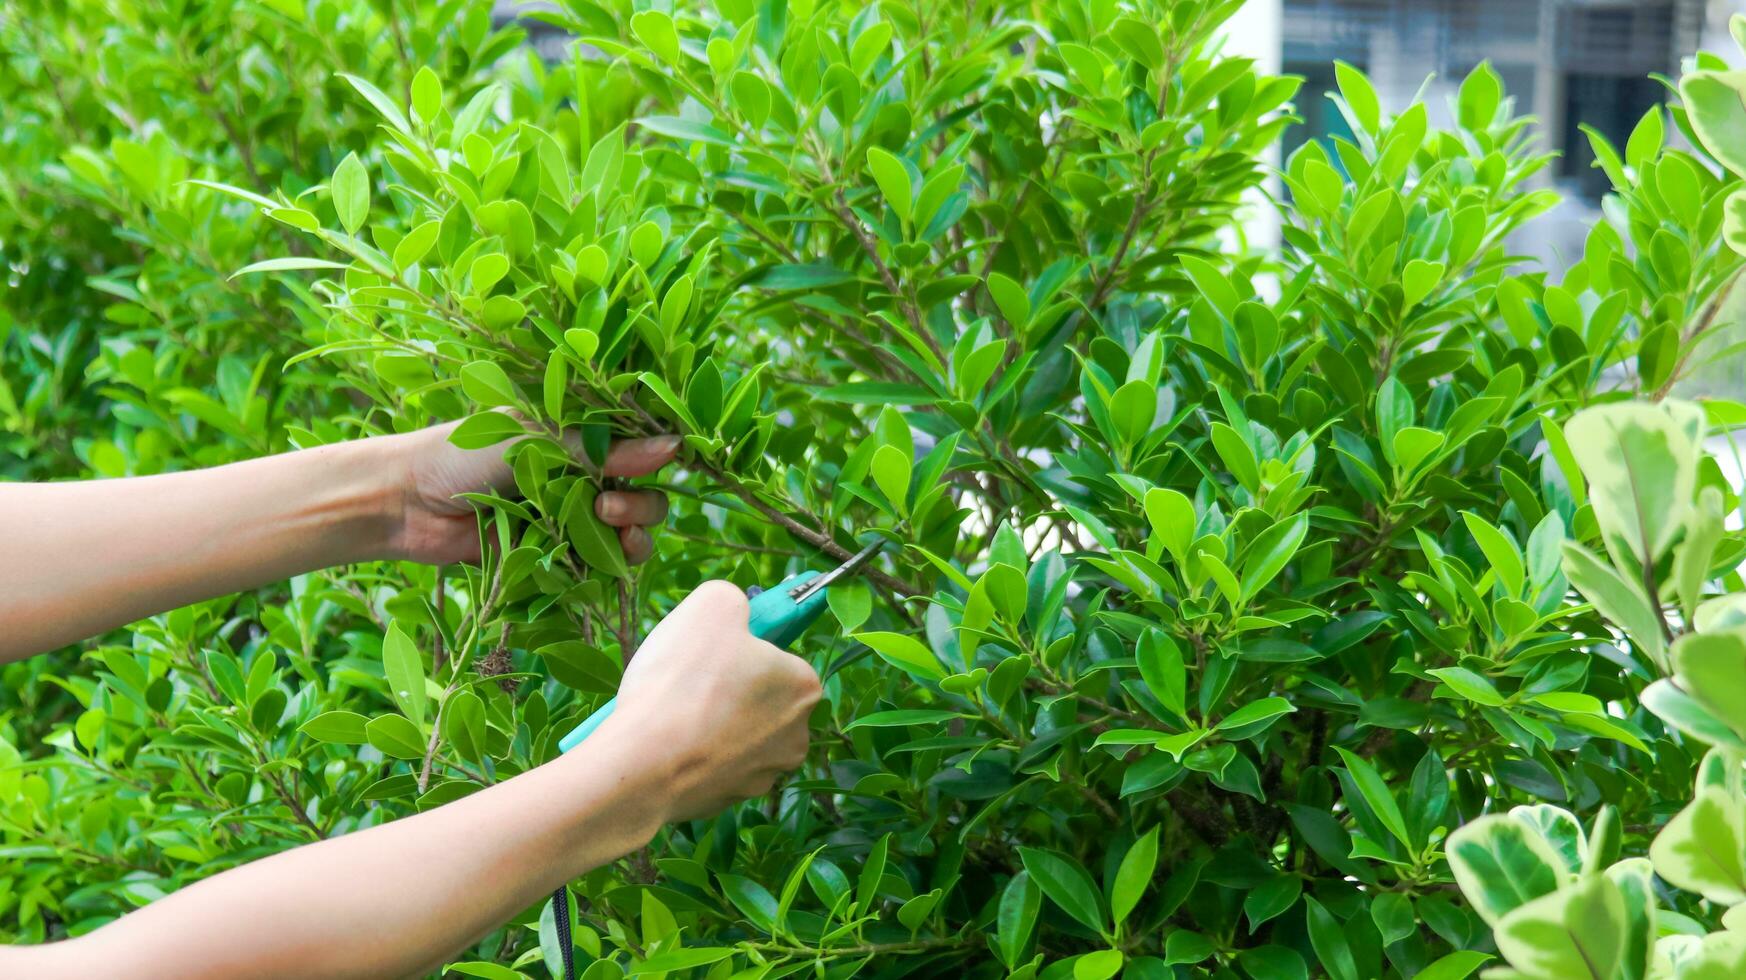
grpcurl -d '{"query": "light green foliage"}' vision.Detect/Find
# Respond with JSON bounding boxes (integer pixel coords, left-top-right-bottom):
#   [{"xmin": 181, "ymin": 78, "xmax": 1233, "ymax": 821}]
[
  {"xmin": 11, "ymin": 1, "xmax": 1746, "ymax": 978},
  {"xmin": 1683, "ymin": 18, "xmax": 1746, "ymax": 260},
  {"xmin": 1454, "ymin": 394, "xmax": 1746, "ymax": 976}
]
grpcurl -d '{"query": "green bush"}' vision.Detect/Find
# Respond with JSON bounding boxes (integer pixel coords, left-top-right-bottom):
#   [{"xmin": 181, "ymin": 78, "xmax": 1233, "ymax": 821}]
[
  {"xmin": 1441, "ymin": 39, "xmax": 1746, "ymax": 980},
  {"xmin": 8, "ymin": 1, "xmax": 1746, "ymax": 978}
]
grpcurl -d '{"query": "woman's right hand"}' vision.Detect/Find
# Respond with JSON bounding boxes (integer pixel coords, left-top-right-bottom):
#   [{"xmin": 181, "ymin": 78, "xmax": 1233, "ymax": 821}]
[{"xmin": 602, "ymin": 581, "xmax": 822, "ymax": 822}]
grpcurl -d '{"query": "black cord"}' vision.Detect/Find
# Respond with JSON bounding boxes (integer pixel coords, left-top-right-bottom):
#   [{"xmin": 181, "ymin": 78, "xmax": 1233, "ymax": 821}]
[{"xmin": 552, "ymin": 886, "xmax": 575, "ymax": 980}]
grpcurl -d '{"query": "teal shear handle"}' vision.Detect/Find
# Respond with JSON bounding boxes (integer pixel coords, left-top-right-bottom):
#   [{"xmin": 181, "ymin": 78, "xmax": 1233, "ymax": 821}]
[{"xmin": 557, "ymin": 569, "xmax": 840, "ymax": 755}]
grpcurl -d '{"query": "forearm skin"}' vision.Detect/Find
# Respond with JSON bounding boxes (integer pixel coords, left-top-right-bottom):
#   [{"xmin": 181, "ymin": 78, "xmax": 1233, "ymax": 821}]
[
  {"xmin": 0, "ymin": 712, "xmax": 667, "ymax": 979},
  {"xmin": 0, "ymin": 436, "xmax": 412, "ymax": 662}
]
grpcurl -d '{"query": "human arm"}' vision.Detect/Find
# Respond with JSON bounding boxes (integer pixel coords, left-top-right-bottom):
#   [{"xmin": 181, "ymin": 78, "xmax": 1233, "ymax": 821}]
[
  {"xmin": 0, "ymin": 422, "xmax": 677, "ymax": 662},
  {"xmin": 0, "ymin": 582, "xmax": 815, "ymax": 979}
]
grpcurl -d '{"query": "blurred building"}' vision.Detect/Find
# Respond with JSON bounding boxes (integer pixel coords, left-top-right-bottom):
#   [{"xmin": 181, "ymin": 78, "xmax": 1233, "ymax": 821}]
[{"xmin": 1262, "ymin": 0, "xmax": 1744, "ymax": 266}]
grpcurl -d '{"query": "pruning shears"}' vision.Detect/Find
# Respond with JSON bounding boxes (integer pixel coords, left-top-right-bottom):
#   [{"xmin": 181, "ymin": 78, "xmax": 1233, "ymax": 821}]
[
  {"xmin": 555, "ymin": 538, "xmax": 888, "ymax": 753},
  {"xmin": 545, "ymin": 538, "xmax": 886, "ymax": 980}
]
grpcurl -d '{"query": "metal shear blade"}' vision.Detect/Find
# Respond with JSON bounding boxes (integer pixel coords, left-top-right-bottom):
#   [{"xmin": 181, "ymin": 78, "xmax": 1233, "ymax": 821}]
[{"xmin": 787, "ymin": 539, "xmax": 886, "ymax": 603}]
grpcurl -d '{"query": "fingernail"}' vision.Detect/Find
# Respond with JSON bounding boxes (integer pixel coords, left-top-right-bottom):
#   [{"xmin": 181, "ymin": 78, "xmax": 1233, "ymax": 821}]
[
  {"xmin": 657, "ymin": 434, "xmax": 682, "ymax": 453},
  {"xmin": 597, "ymin": 493, "xmax": 625, "ymax": 520},
  {"xmin": 624, "ymin": 526, "xmax": 653, "ymax": 563}
]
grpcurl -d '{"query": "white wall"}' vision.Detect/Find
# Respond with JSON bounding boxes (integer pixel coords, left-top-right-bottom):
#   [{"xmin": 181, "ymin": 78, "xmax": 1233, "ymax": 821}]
[{"xmin": 1221, "ymin": 0, "xmax": 1284, "ymax": 256}]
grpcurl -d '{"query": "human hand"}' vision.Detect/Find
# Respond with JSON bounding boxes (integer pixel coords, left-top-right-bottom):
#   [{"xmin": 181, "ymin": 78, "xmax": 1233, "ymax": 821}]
[
  {"xmin": 387, "ymin": 422, "xmax": 679, "ymax": 565},
  {"xmin": 605, "ymin": 581, "xmax": 822, "ymax": 822}
]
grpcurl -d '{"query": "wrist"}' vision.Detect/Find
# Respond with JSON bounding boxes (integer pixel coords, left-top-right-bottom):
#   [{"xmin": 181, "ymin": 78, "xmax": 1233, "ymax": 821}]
[
  {"xmin": 568, "ymin": 706, "xmax": 681, "ymax": 837},
  {"xmin": 298, "ymin": 434, "xmax": 411, "ymax": 565}
]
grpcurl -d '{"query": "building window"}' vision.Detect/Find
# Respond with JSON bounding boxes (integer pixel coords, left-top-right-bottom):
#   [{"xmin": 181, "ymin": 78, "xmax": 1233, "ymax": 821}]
[{"xmin": 1280, "ymin": 0, "xmax": 1684, "ymax": 204}]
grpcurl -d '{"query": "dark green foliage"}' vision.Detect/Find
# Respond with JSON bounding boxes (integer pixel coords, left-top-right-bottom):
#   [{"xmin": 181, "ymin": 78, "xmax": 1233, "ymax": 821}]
[{"xmin": 6, "ymin": 1, "xmax": 1746, "ymax": 978}]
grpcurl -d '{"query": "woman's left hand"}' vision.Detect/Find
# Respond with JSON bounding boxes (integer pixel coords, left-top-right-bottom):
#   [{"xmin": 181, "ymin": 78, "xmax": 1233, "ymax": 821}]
[{"xmin": 390, "ymin": 422, "xmax": 680, "ymax": 565}]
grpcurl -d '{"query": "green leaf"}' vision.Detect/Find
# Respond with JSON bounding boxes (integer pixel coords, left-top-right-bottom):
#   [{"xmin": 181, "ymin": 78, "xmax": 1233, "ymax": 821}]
[
  {"xmin": 1605, "ymin": 858, "xmax": 1656, "ymax": 979},
  {"xmin": 1492, "ymin": 873, "xmax": 1627, "ymax": 979},
  {"xmin": 1413, "ymin": 952, "xmax": 1492, "ymax": 980},
  {"xmin": 756, "ymin": 263, "xmax": 856, "ymax": 289},
  {"xmin": 1369, "ymin": 891, "xmax": 1414, "ymax": 945},
  {"xmin": 231, "ymin": 257, "xmax": 351, "ymax": 278},
  {"xmin": 826, "ymin": 579, "xmax": 872, "ymax": 631},
  {"xmin": 866, "ymin": 147, "xmax": 914, "ymax": 224},
  {"xmin": 1462, "ymin": 512, "xmax": 1525, "ymax": 598},
  {"xmin": 817, "ymin": 382, "xmax": 934, "ymax": 404},
  {"xmin": 987, "ymin": 273, "xmax": 1030, "ymax": 327},
  {"xmin": 1726, "ymin": 188, "xmax": 1746, "ymax": 257},
  {"xmin": 1650, "ymin": 785, "xmax": 1746, "ymax": 905},
  {"xmin": 1626, "ymin": 106, "xmax": 1666, "ymax": 171},
  {"xmin": 630, "ymin": 9, "xmax": 681, "ymax": 64},
  {"xmin": 1457, "ymin": 61, "xmax": 1502, "ymax": 131},
  {"xmin": 1243, "ymin": 875, "xmax": 1301, "ymax": 931},
  {"xmin": 1235, "ymin": 947, "xmax": 1308, "ymax": 979},
  {"xmin": 627, "ymin": 949, "xmax": 734, "ymax": 975},
  {"xmin": 1401, "ymin": 260, "xmax": 1444, "ymax": 309},
  {"xmin": 563, "ymin": 482, "xmax": 630, "ymax": 579},
  {"xmin": 411, "ymin": 66, "xmax": 443, "ymax": 125},
  {"xmin": 1304, "ymin": 896, "xmax": 1359, "ymax": 980},
  {"xmin": 1642, "ymin": 678, "xmax": 1746, "ymax": 751},
  {"xmin": 1447, "ymin": 814, "xmax": 1567, "ymax": 926},
  {"xmin": 1392, "ymin": 427, "xmax": 1445, "ymax": 474},
  {"xmin": 844, "ymin": 710, "xmax": 966, "ymax": 730},
  {"xmin": 996, "ymin": 871, "xmax": 1041, "ymax": 968},
  {"xmin": 536, "ymin": 641, "xmax": 620, "ymax": 695},
  {"xmin": 1335, "ymin": 747, "xmax": 1411, "ymax": 848},
  {"xmin": 1564, "ymin": 400, "xmax": 1702, "ymax": 570},
  {"xmin": 1210, "ymin": 422, "xmax": 1260, "ymax": 492},
  {"xmin": 1162, "ymin": 929, "xmax": 1216, "ymax": 965},
  {"xmin": 1240, "ymin": 514, "xmax": 1308, "ymax": 601},
  {"xmin": 1334, "ymin": 61, "xmax": 1381, "ymax": 134},
  {"xmin": 1215, "ymin": 696, "xmax": 1295, "ymax": 733},
  {"xmin": 338, "ymin": 72, "xmax": 412, "ymax": 135},
  {"xmin": 1136, "ymin": 630, "xmax": 1186, "ymax": 717},
  {"xmin": 718, "ymin": 874, "xmax": 779, "ymax": 935},
  {"xmin": 393, "ymin": 219, "xmax": 440, "ymax": 270},
  {"xmin": 1561, "ymin": 540, "xmax": 1667, "ymax": 671},
  {"xmin": 365, "ymin": 714, "xmax": 426, "ymax": 759},
  {"xmin": 1144, "ymin": 488, "xmax": 1195, "ymax": 565},
  {"xmin": 854, "ymin": 632, "xmax": 946, "ymax": 681},
  {"xmin": 441, "ymin": 690, "xmax": 486, "ymax": 764},
  {"xmin": 1672, "ymin": 630, "xmax": 1746, "ymax": 744},
  {"xmin": 854, "ymin": 834, "xmax": 889, "ymax": 918},
  {"xmin": 636, "ymin": 115, "xmax": 733, "ymax": 147},
  {"xmin": 1682, "ymin": 70, "xmax": 1746, "ymax": 176},
  {"xmin": 382, "ymin": 623, "xmax": 427, "ymax": 727},
  {"xmin": 638, "ymin": 372, "xmax": 700, "ymax": 431},
  {"xmin": 1108, "ymin": 380, "xmax": 1155, "ymax": 445},
  {"xmin": 298, "ymin": 710, "xmax": 369, "ymax": 744},
  {"xmin": 185, "ymin": 178, "xmax": 280, "ymax": 210},
  {"xmin": 1018, "ymin": 847, "xmax": 1107, "ymax": 936},
  {"xmin": 267, "ymin": 207, "xmax": 319, "ymax": 231},
  {"xmin": 1677, "ymin": 489, "xmax": 1727, "ymax": 621},
  {"xmin": 444, "ymin": 963, "xmax": 523, "ymax": 979},
  {"xmin": 1109, "ymin": 17, "xmax": 1163, "ymax": 71},
  {"xmin": 469, "ymin": 252, "xmax": 509, "ymax": 295},
  {"xmin": 1155, "ymin": 729, "xmax": 1208, "ymax": 761},
  {"xmin": 1428, "ymin": 666, "xmax": 1505, "ymax": 708},
  {"xmin": 460, "ymin": 363, "xmax": 518, "ymax": 408},
  {"xmin": 448, "ymin": 411, "xmax": 526, "ymax": 450},
  {"xmin": 870, "ymin": 444, "xmax": 912, "ymax": 514},
  {"xmin": 1073, "ymin": 950, "xmax": 1123, "ymax": 980},
  {"xmin": 849, "ymin": 21, "xmax": 892, "ymax": 76},
  {"xmin": 1110, "ymin": 826, "xmax": 1158, "ymax": 928}
]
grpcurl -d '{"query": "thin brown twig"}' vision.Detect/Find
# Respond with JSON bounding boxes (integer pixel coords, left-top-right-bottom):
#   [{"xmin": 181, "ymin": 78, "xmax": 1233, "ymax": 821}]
[
  {"xmin": 693, "ymin": 460, "xmax": 921, "ymax": 597},
  {"xmin": 616, "ymin": 578, "xmax": 639, "ymax": 661},
  {"xmin": 432, "ymin": 565, "xmax": 446, "ymax": 671},
  {"xmin": 830, "ymin": 191, "xmax": 949, "ymax": 365}
]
